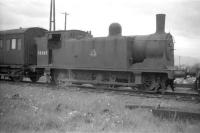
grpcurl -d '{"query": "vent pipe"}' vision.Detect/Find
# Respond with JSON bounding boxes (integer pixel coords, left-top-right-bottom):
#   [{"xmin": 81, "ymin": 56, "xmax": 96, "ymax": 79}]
[
  {"xmin": 49, "ymin": 0, "xmax": 56, "ymax": 31},
  {"xmin": 156, "ymin": 14, "xmax": 165, "ymax": 34}
]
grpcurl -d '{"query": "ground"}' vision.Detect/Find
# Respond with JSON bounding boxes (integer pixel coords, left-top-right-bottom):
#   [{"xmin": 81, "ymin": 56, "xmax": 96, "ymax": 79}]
[{"xmin": 0, "ymin": 81, "xmax": 200, "ymax": 133}]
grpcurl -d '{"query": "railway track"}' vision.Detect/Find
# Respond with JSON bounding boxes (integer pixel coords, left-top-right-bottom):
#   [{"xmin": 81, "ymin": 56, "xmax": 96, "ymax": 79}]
[
  {"xmin": 1, "ymin": 79, "xmax": 200, "ymax": 121},
  {"xmin": 64, "ymin": 84, "xmax": 200, "ymax": 102},
  {"xmin": 1, "ymin": 79, "xmax": 199, "ymax": 102}
]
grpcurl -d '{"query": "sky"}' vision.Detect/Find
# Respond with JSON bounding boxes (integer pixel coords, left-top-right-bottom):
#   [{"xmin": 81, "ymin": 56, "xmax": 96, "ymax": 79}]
[{"xmin": 0, "ymin": 0, "xmax": 200, "ymax": 59}]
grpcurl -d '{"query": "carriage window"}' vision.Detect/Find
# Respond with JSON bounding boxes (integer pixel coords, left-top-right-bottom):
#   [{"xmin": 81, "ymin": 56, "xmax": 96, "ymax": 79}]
[
  {"xmin": 11, "ymin": 39, "xmax": 17, "ymax": 50},
  {"xmin": 6, "ymin": 39, "xmax": 10, "ymax": 51},
  {"xmin": 17, "ymin": 39, "xmax": 22, "ymax": 50},
  {"xmin": 48, "ymin": 34, "xmax": 61, "ymax": 41},
  {"xmin": 0, "ymin": 40, "xmax": 2, "ymax": 49}
]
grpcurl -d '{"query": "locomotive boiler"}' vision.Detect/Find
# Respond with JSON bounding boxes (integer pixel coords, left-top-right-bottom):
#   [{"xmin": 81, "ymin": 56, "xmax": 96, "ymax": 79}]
[{"xmin": 35, "ymin": 14, "xmax": 174, "ymax": 91}]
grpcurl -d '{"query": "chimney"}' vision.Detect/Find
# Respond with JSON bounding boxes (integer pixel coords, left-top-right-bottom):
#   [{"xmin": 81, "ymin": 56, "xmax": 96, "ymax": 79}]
[{"xmin": 156, "ymin": 14, "xmax": 165, "ymax": 34}]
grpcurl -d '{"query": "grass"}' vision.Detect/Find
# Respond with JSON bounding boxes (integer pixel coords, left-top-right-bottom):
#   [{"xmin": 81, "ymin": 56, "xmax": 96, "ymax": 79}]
[{"xmin": 0, "ymin": 82, "xmax": 200, "ymax": 133}]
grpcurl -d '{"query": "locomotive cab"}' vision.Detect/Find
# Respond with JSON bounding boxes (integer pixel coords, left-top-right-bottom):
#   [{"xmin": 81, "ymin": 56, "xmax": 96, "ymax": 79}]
[{"xmin": 36, "ymin": 30, "xmax": 93, "ymax": 66}]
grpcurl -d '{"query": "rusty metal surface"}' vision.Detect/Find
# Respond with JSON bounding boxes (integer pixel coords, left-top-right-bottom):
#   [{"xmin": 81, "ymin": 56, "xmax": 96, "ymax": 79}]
[
  {"xmin": 48, "ymin": 32, "xmax": 174, "ymax": 71},
  {"xmin": 35, "ymin": 31, "xmax": 175, "ymax": 78},
  {"xmin": 131, "ymin": 33, "xmax": 174, "ymax": 69},
  {"xmin": 52, "ymin": 36, "xmax": 129, "ymax": 69}
]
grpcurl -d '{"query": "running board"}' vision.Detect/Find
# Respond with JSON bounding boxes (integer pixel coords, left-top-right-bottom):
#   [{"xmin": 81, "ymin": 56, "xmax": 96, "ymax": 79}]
[
  {"xmin": 61, "ymin": 79, "xmax": 136, "ymax": 87},
  {"xmin": 175, "ymin": 83, "xmax": 194, "ymax": 88}
]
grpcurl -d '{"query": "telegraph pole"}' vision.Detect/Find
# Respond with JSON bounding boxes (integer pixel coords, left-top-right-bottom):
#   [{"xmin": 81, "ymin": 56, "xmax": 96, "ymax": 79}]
[
  {"xmin": 179, "ymin": 56, "xmax": 181, "ymax": 69},
  {"xmin": 62, "ymin": 12, "xmax": 69, "ymax": 30},
  {"xmin": 49, "ymin": 0, "xmax": 56, "ymax": 31}
]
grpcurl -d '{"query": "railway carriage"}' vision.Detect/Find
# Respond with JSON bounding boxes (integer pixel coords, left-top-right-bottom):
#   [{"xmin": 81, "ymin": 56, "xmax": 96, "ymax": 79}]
[
  {"xmin": 0, "ymin": 14, "xmax": 199, "ymax": 93},
  {"xmin": 0, "ymin": 27, "xmax": 47, "ymax": 81}
]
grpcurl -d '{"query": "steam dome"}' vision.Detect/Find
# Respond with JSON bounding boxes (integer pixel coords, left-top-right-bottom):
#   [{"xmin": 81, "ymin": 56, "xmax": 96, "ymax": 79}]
[{"xmin": 109, "ymin": 23, "xmax": 122, "ymax": 36}]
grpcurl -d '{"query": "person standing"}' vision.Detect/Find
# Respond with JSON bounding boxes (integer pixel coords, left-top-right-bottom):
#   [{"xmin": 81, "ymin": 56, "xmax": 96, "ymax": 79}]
[{"xmin": 165, "ymin": 79, "xmax": 175, "ymax": 92}]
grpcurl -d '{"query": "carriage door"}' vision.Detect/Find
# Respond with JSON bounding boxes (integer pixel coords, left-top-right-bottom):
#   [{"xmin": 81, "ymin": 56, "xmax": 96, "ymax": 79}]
[{"xmin": 36, "ymin": 37, "xmax": 49, "ymax": 66}]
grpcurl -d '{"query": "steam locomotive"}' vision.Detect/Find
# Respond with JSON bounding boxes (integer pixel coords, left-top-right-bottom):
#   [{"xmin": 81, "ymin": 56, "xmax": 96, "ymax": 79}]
[{"xmin": 0, "ymin": 14, "xmax": 177, "ymax": 91}]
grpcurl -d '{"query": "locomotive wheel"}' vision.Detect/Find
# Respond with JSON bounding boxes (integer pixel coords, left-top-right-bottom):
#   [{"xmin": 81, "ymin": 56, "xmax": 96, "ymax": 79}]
[
  {"xmin": 10, "ymin": 76, "xmax": 23, "ymax": 82},
  {"xmin": 143, "ymin": 80, "xmax": 153, "ymax": 89},
  {"xmin": 195, "ymin": 78, "xmax": 200, "ymax": 90},
  {"xmin": 29, "ymin": 72, "xmax": 40, "ymax": 83},
  {"xmin": 195, "ymin": 77, "xmax": 200, "ymax": 94},
  {"xmin": 142, "ymin": 75, "xmax": 156, "ymax": 91},
  {"xmin": 141, "ymin": 74, "xmax": 167, "ymax": 92},
  {"xmin": 52, "ymin": 70, "xmax": 72, "ymax": 86},
  {"xmin": 9, "ymin": 71, "xmax": 23, "ymax": 82},
  {"xmin": 30, "ymin": 75, "xmax": 39, "ymax": 82}
]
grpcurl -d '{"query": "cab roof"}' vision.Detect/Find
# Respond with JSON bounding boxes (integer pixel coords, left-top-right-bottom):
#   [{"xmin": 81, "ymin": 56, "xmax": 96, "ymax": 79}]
[{"xmin": 0, "ymin": 27, "xmax": 47, "ymax": 35}]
